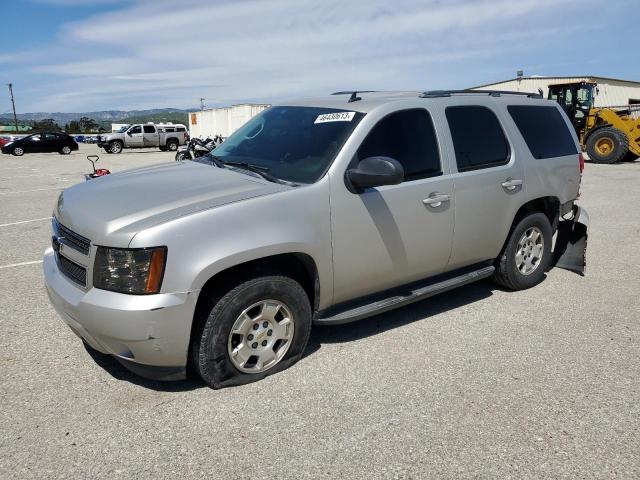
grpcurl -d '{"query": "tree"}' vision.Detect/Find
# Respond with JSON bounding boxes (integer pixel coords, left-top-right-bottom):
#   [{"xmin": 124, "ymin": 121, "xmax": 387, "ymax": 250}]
[
  {"xmin": 78, "ymin": 116, "xmax": 99, "ymax": 133},
  {"xmin": 68, "ymin": 120, "xmax": 80, "ymax": 133},
  {"xmin": 32, "ymin": 118, "xmax": 61, "ymax": 132}
]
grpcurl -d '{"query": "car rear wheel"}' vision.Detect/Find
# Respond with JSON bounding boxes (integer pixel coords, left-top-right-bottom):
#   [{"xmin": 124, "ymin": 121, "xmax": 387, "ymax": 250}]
[
  {"xmin": 59, "ymin": 146, "xmax": 71, "ymax": 155},
  {"xmin": 109, "ymin": 141, "xmax": 123, "ymax": 154},
  {"xmin": 492, "ymin": 212, "xmax": 552, "ymax": 290},
  {"xmin": 166, "ymin": 140, "xmax": 178, "ymax": 151},
  {"xmin": 12, "ymin": 147, "xmax": 24, "ymax": 156},
  {"xmin": 190, "ymin": 275, "xmax": 312, "ymax": 389}
]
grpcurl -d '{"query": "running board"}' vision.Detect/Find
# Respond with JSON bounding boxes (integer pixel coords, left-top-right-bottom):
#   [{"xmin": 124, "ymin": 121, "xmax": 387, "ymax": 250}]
[{"xmin": 315, "ymin": 265, "xmax": 495, "ymax": 325}]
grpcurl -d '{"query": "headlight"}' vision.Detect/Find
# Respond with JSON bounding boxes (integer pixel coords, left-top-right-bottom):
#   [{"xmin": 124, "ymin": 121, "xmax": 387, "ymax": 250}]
[{"xmin": 93, "ymin": 246, "xmax": 167, "ymax": 294}]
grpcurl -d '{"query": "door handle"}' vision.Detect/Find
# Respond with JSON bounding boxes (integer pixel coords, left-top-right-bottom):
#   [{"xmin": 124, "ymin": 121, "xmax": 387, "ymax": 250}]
[
  {"xmin": 501, "ymin": 178, "xmax": 523, "ymax": 191},
  {"xmin": 422, "ymin": 193, "xmax": 450, "ymax": 208}
]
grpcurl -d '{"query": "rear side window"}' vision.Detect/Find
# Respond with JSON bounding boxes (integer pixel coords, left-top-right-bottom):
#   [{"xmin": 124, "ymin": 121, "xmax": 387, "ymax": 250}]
[
  {"xmin": 176, "ymin": 127, "xmax": 186, "ymax": 132},
  {"xmin": 143, "ymin": 125, "xmax": 156, "ymax": 133},
  {"xmin": 446, "ymin": 106, "xmax": 510, "ymax": 172},
  {"xmin": 507, "ymin": 105, "xmax": 578, "ymax": 159},
  {"xmin": 357, "ymin": 109, "xmax": 441, "ymax": 181}
]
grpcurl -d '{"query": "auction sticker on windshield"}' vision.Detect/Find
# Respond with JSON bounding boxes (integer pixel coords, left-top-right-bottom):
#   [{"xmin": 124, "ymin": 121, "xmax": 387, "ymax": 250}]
[{"xmin": 314, "ymin": 111, "xmax": 356, "ymax": 124}]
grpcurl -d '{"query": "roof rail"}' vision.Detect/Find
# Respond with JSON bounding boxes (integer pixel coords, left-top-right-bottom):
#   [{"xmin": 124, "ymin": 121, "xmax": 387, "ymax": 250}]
[{"xmin": 420, "ymin": 89, "xmax": 543, "ymax": 99}]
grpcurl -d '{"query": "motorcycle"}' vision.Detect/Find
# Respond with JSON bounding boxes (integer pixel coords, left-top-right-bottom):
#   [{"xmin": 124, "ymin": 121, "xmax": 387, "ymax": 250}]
[
  {"xmin": 175, "ymin": 135, "xmax": 223, "ymax": 161},
  {"xmin": 84, "ymin": 155, "xmax": 111, "ymax": 180}
]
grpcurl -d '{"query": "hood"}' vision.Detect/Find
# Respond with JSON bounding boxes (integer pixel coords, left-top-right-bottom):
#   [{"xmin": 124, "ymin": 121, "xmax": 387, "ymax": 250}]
[{"xmin": 55, "ymin": 161, "xmax": 288, "ymax": 246}]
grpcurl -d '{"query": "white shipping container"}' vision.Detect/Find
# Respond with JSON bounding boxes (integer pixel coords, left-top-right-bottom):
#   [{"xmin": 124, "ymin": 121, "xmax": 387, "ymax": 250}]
[{"xmin": 189, "ymin": 103, "xmax": 270, "ymax": 139}]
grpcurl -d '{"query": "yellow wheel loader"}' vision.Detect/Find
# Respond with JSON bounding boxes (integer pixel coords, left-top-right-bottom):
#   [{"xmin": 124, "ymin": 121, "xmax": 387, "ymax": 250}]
[{"xmin": 548, "ymin": 82, "xmax": 640, "ymax": 163}]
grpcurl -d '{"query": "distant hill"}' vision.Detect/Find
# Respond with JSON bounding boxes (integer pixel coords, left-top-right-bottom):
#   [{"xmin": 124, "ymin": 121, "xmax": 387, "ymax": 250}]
[{"xmin": 0, "ymin": 108, "xmax": 192, "ymax": 127}]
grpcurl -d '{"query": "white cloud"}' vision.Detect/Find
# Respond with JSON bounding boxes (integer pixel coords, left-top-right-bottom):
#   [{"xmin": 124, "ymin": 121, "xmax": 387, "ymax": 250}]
[{"xmin": 5, "ymin": 0, "xmax": 606, "ymax": 111}]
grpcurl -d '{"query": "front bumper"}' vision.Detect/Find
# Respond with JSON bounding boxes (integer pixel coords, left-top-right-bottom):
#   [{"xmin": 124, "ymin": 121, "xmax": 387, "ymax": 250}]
[{"xmin": 43, "ymin": 248, "xmax": 199, "ymax": 380}]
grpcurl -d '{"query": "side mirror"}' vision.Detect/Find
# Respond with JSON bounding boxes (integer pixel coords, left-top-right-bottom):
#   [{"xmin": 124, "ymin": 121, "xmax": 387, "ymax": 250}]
[
  {"xmin": 346, "ymin": 156, "xmax": 404, "ymax": 191},
  {"xmin": 127, "ymin": 131, "xmax": 133, "ymax": 136}
]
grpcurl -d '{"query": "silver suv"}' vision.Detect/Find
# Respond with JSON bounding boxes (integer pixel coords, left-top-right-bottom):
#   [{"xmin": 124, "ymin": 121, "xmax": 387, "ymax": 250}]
[{"xmin": 44, "ymin": 90, "xmax": 589, "ymax": 388}]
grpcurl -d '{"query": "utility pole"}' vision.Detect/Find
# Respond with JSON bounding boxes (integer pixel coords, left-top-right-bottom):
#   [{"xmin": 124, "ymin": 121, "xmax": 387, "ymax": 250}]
[
  {"xmin": 7, "ymin": 83, "xmax": 19, "ymax": 134},
  {"xmin": 200, "ymin": 97, "xmax": 206, "ymax": 111}
]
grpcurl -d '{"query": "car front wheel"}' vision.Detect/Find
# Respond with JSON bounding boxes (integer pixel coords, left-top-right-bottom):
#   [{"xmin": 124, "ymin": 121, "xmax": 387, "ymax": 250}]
[
  {"xmin": 12, "ymin": 147, "xmax": 24, "ymax": 156},
  {"xmin": 109, "ymin": 141, "xmax": 123, "ymax": 154},
  {"xmin": 191, "ymin": 275, "xmax": 312, "ymax": 389},
  {"xmin": 59, "ymin": 146, "xmax": 71, "ymax": 155},
  {"xmin": 492, "ymin": 212, "xmax": 552, "ymax": 290}
]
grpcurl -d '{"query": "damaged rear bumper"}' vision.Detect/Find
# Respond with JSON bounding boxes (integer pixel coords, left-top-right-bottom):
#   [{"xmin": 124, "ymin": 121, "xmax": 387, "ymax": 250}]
[{"xmin": 553, "ymin": 205, "xmax": 589, "ymax": 275}]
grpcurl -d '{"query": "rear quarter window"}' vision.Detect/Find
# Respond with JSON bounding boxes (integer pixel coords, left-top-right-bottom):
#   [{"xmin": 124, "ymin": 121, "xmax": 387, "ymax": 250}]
[{"xmin": 507, "ymin": 105, "xmax": 578, "ymax": 159}]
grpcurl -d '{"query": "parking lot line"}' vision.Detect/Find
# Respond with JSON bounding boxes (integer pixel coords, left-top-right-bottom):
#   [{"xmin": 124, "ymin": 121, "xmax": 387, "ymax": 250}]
[
  {"xmin": 0, "ymin": 186, "xmax": 68, "ymax": 195},
  {"xmin": 0, "ymin": 217, "xmax": 51, "ymax": 228},
  {"xmin": 0, "ymin": 260, "xmax": 43, "ymax": 269}
]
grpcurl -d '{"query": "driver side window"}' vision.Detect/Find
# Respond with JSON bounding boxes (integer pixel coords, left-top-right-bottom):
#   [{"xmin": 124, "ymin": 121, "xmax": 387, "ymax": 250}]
[
  {"xmin": 356, "ymin": 109, "xmax": 441, "ymax": 182},
  {"xmin": 129, "ymin": 125, "xmax": 142, "ymax": 134}
]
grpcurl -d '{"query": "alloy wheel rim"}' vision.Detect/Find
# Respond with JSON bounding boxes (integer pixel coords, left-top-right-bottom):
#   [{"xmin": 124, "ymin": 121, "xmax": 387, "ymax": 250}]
[
  {"xmin": 515, "ymin": 227, "xmax": 544, "ymax": 275},
  {"xmin": 15, "ymin": 148, "xmax": 23, "ymax": 155},
  {"xmin": 63, "ymin": 146, "xmax": 70, "ymax": 154},
  {"xmin": 227, "ymin": 299, "xmax": 295, "ymax": 374},
  {"xmin": 111, "ymin": 143, "xmax": 121, "ymax": 153}
]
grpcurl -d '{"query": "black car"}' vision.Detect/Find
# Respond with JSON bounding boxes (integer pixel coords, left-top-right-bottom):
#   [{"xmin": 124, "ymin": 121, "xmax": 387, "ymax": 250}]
[{"xmin": 1, "ymin": 132, "xmax": 79, "ymax": 156}]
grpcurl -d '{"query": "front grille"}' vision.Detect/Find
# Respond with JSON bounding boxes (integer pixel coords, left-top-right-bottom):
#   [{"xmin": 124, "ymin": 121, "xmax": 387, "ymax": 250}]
[
  {"xmin": 57, "ymin": 254, "xmax": 87, "ymax": 287},
  {"xmin": 53, "ymin": 218, "xmax": 91, "ymax": 255}
]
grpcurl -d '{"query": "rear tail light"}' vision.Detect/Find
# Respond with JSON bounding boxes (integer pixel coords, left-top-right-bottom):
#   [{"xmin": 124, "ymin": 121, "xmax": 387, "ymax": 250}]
[{"xmin": 579, "ymin": 152, "xmax": 585, "ymax": 173}]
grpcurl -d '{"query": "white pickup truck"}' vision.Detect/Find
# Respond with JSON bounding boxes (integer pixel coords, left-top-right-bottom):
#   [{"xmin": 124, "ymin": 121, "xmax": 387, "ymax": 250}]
[{"xmin": 97, "ymin": 123, "xmax": 189, "ymax": 154}]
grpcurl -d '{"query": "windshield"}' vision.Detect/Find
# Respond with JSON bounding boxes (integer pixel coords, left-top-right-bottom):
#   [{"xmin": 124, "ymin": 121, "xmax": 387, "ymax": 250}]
[
  {"xmin": 117, "ymin": 125, "xmax": 130, "ymax": 133},
  {"xmin": 206, "ymin": 106, "xmax": 364, "ymax": 184}
]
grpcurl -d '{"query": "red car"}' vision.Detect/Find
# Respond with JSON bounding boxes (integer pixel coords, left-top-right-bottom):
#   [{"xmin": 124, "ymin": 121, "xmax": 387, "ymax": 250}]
[{"xmin": 0, "ymin": 136, "xmax": 13, "ymax": 148}]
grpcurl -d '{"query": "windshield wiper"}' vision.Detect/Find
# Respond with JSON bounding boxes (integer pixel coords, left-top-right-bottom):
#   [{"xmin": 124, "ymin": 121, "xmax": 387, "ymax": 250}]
[
  {"xmin": 222, "ymin": 161, "xmax": 299, "ymax": 186},
  {"xmin": 207, "ymin": 154, "xmax": 225, "ymax": 168}
]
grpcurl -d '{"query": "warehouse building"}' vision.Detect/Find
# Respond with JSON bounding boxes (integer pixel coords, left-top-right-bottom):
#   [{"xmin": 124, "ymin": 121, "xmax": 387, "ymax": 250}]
[
  {"xmin": 471, "ymin": 75, "xmax": 640, "ymax": 107},
  {"xmin": 189, "ymin": 103, "xmax": 270, "ymax": 139}
]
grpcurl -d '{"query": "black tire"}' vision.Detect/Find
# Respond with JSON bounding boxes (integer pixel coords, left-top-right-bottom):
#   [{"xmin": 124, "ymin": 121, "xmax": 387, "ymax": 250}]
[
  {"xmin": 166, "ymin": 140, "xmax": 178, "ymax": 151},
  {"xmin": 109, "ymin": 140, "xmax": 123, "ymax": 154},
  {"xmin": 59, "ymin": 145, "xmax": 72, "ymax": 155},
  {"xmin": 492, "ymin": 212, "xmax": 552, "ymax": 291},
  {"xmin": 175, "ymin": 151, "xmax": 187, "ymax": 161},
  {"xmin": 585, "ymin": 127, "xmax": 628, "ymax": 164},
  {"xmin": 190, "ymin": 275, "xmax": 312, "ymax": 389}
]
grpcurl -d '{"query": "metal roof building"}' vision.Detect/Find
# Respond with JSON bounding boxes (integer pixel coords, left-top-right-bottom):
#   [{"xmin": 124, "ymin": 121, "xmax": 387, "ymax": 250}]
[{"xmin": 470, "ymin": 76, "xmax": 640, "ymax": 108}]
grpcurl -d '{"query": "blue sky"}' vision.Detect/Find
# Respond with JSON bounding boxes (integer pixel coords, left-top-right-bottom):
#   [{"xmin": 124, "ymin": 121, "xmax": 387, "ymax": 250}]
[{"xmin": 1, "ymin": 0, "xmax": 638, "ymax": 113}]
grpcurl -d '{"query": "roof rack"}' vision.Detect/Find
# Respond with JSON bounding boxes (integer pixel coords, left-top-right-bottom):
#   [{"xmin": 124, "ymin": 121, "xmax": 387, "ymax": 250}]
[
  {"xmin": 420, "ymin": 89, "xmax": 543, "ymax": 99},
  {"xmin": 331, "ymin": 90, "xmax": 378, "ymax": 103}
]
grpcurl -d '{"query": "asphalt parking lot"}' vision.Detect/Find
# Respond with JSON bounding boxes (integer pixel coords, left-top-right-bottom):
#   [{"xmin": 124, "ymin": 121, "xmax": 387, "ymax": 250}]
[{"xmin": 1, "ymin": 144, "xmax": 639, "ymax": 479}]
